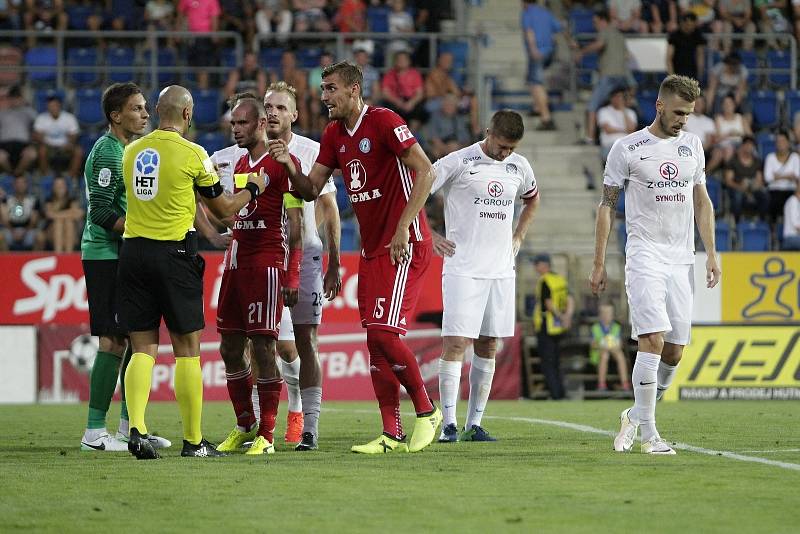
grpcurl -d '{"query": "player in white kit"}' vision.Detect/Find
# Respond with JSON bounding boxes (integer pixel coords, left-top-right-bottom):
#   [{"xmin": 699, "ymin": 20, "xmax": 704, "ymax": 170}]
[
  {"xmin": 211, "ymin": 86, "xmax": 341, "ymax": 451},
  {"xmin": 590, "ymin": 75, "xmax": 720, "ymax": 455},
  {"xmin": 431, "ymin": 110, "xmax": 539, "ymax": 442}
]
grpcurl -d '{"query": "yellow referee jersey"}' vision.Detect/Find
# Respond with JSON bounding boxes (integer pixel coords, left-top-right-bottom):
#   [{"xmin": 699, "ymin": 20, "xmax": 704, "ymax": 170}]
[{"xmin": 122, "ymin": 130, "xmax": 220, "ymax": 241}]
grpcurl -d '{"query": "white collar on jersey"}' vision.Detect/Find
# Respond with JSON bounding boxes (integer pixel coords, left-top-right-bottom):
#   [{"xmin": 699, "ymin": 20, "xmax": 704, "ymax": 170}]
[
  {"xmin": 345, "ymin": 104, "xmax": 369, "ymax": 137},
  {"xmin": 248, "ymin": 150, "xmax": 269, "ymax": 168}
]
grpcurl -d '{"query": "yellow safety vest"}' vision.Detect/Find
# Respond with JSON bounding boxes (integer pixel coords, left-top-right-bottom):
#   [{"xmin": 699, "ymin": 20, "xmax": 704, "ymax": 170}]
[{"xmin": 534, "ymin": 272, "xmax": 569, "ymax": 335}]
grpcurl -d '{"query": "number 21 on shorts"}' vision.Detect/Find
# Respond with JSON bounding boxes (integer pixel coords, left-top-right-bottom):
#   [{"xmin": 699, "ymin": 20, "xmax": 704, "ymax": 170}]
[
  {"xmin": 373, "ymin": 297, "xmax": 386, "ymax": 319},
  {"xmin": 248, "ymin": 301, "xmax": 263, "ymax": 324}
]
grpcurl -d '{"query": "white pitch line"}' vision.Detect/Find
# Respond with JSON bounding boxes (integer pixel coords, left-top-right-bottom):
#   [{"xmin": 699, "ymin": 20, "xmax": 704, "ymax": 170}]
[
  {"xmin": 325, "ymin": 408, "xmax": 800, "ymax": 473},
  {"xmin": 738, "ymin": 449, "xmax": 800, "ymax": 454}
]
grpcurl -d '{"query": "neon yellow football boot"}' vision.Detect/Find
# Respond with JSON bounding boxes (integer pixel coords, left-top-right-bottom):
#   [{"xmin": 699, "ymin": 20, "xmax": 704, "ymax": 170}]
[
  {"xmin": 245, "ymin": 435, "xmax": 275, "ymax": 455},
  {"xmin": 351, "ymin": 433, "xmax": 409, "ymax": 454},
  {"xmin": 216, "ymin": 426, "xmax": 258, "ymax": 453},
  {"xmin": 409, "ymin": 405, "xmax": 442, "ymax": 452}
]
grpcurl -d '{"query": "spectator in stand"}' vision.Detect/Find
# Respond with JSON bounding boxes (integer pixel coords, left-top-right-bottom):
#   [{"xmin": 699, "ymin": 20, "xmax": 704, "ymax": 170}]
[
  {"xmin": 33, "ymin": 94, "xmax": 83, "ymax": 179},
  {"xmin": 597, "ymin": 86, "xmax": 637, "ymax": 163},
  {"xmin": 108, "ymin": 0, "xmax": 144, "ymax": 31},
  {"xmin": 219, "ymin": 0, "xmax": 255, "ymax": 49},
  {"xmin": 411, "ymin": 0, "xmax": 450, "ymax": 67},
  {"xmin": 609, "ymin": 0, "xmax": 648, "ymax": 33},
  {"xmin": 0, "ymin": 0, "xmax": 22, "ymax": 33},
  {"xmin": 254, "ymin": 0, "xmax": 293, "ymax": 43},
  {"xmin": 682, "ymin": 0, "xmax": 718, "ymax": 34},
  {"xmin": 782, "ymin": 185, "xmax": 800, "ymax": 250},
  {"xmin": 642, "ymin": 0, "xmax": 678, "ymax": 33},
  {"xmin": 707, "ymin": 53, "xmax": 750, "ymax": 116},
  {"xmin": 764, "ymin": 130, "xmax": 800, "ymax": 223},
  {"xmin": 177, "ymin": 0, "xmax": 221, "ymax": 89},
  {"xmin": 224, "ymin": 50, "xmax": 269, "ymax": 100},
  {"xmin": 714, "ymin": 94, "xmax": 751, "ymax": 165},
  {"xmin": 521, "ymin": 0, "xmax": 562, "ymax": 131},
  {"xmin": 685, "ymin": 94, "xmax": 723, "ymax": 175},
  {"xmin": 278, "ymin": 50, "xmax": 309, "ymax": 132},
  {"xmin": 0, "ymin": 86, "xmax": 37, "ymax": 176},
  {"xmin": 667, "ymin": 13, "xmax": 705, "ymax": 80},
  {"xmin": 334, "ymin": 0, "xmax": 366, "ymax": 33},
  {"xmin": 424, "ymin": 52, "xmax": 459, "ymax": 113},
  {"xmin": 43, "ymin": 175, "xmax": 83, "ymax": 252},
  {"xmin": 724, "ymin": 136, "xmax": 769, "ymax": 222},
  {"xmin": 715, "ymin": 0, "xmax": 756, "ymax": 52},
  {"xmin": 386, "ymin": 0, "xmax": 415, "ymax": 62},
  {"xmin": 590, "ymin": 303, "xmax": 630, "ymax": 392},
  {"xmin": 292, "ymin": 0, "xmax": 331, "ymax": 32},
  {"xmin": 421, "ymin": 93, "xmax": 471, "ymax": 160},
  {"xmin": 353, "ymin": 44, "xmax": 380, "ymax": 105},
  {"xmin": 754, "ymin": 0, "xmax": 790, "ymax": 49},
  {"xmin": 575, "ymin": 8, "xmax": 629, "ymax": 144},
  {"xmin": 23, "ymin": 0, "xmax": 67, "ymax": 47},
  {"xmin": 308, "ymin": 50, "xmax": 335, "ymax": 134},
  {"xmin": 0, "ymin": 44, "xmax": 23, "ymax": 86},
  {"xmin": 381, "ymin": 50, "xmax": 427, "ymax": 130},
  {"xmin": 144, "ymin": 0, "xmax": 176, "ymax": 32},
  {"xmin": 0, "ymin": 175, "xmax": 43, "ymax": 251}
]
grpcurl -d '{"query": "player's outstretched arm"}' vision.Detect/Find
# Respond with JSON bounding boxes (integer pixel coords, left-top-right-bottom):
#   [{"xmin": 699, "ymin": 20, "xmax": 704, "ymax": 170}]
[
  {"xmin": 590, "ymin": 185, "xmax": 621, "ymax": 295},
  {"xmin": 194, "ymin": 200, "xmax": 231, "ymax": 249},
  {"xmin": 201, "ymin": 168, "xmax": 267, "ymax": 219},
  {"xmin": 267, "ymin": 138, "xmax": 333, "ymax": 201},
  {"xmin": 389, "ymin": 143, "xmax": 436, "ymax": 265},
  {"xmin": 283, "ymin": 202, "xmax": 303, "ymax": 307},
  {"xmin": 694, "ymin": 183, "xmax": 721, "ymax": 288},
  {"xmin": 316, "ymin": 191, "xmax": 342, "ymax": 300},
  {"xmin": 512, "ymin": 195, "xmax": 540, "ymax": 257}
]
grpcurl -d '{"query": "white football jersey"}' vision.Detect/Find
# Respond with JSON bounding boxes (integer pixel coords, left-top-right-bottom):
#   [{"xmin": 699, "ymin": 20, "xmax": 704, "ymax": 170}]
[
  {"xmin": 604, "ymin": 128, "xmax": 705, "ymax": 265},
  {"xmin": 432, "ymin": 142, "xmax": 538, "ymax": 278}
]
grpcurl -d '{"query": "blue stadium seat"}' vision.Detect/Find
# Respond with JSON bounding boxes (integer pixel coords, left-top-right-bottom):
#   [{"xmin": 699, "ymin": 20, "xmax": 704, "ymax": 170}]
[
  {"xmin": 577, "ymin": 53, "xmax": 597, "ymax": 89},
  {"xmin": 366, "ymin": 6, "xmax": 390, "ymax": 32},
  {"xmin": 766, "ymin": 50, "xmax": 790, "ymax": 88},
  {"xmin": 107, "ymin": 46, "xmax": 136, "ymax": 83},
  {"xmin": 79, "ymin": 132, "xmax": 101, "ymax": 159},
  {"xmin": 66, "ymin": 47, "xmax": 99, "ymax": 86},
  {"xmin": 715, "ymin": 220, "xmax": 731, "ymax": 252},
  {"xmin": 439, "ymin": 41, "xmax": 469, "ymax": 70},
  {"xmin": 776, "ymin": 222, "xmax": 784, "ymax": 249},
  {"xmin": 737, "ymin": 220, "xmax": 771, "ymax": 251},
  {"xmin": 340, "ymin": 219, "xmax": 359, "ymax": 251},
  {"xmin": 637, "ymin": 90, "xmax": 658, "ymax": 127},
  {"xmin": 220, "ymin": 47, "xmax": 238, "ymax": 68},
  {"xmin": 259, "ymin": 47, "xmax": 284, "ymax": 71},
  {"xmin": 785, "ymin": 90, "xmax": 800, "ymax": 126},
  {"xmin": 34, "ymin": 88, "xmax": 66, "ymax": 113},
  {"xmin": 739, "ymin": 50, "xmax": 760, "ymax": 86},
  {"xmin": 297, "ymin": 47, "xmax": 322, "ymax": 69},
  {"xmin": 143, "ymin": 48, "xmax": 177, "ymax": 85},
  {"xmin": 750, "ymin": 90, "xmax": 779, "ymax": 131},
  {"xmin": 66, "ymin": 4, "xmax": 94, "ymax": 30},
  {"xmin": 0, "ymin": 174, "xmax": 14, "ymax": 196},
  {"xmin": 705, "ymin": 178, "xmax": 723, "ymax": 216},
  {"xmin": 37, "ymin": 175, "xmax": 54, "ymax": 201},
  {"xmin": 616, "ymin": 221, "xmax": 627, "ymax": 254},
  {"xmin": 192, "ymin": 89, "xmax": 220, "ymax": 129},
  {"xmin": 756, "ymin": 132, "xmax": 776, "ymax": 159},
  {"xmin": 75, "ymin": 88, "xmax": 105, "ymax": 127},
  {"xmin": 569, "ymin": 8, "xmax": 595, "ymax": 35},
  {"xmin": 196, "ymin": 131, "xmax": 226, "ymax": 155},
  {"xmin": 24, "ymin": 46, "xmax": 58, "ymax": 84}
]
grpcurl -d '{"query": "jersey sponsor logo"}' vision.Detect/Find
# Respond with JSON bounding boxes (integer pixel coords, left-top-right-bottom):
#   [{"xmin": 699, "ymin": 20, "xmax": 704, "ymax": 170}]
[
  {"xmin": 505, "ymin": 163, "xmax": 518, "ymax": 175},
  {"xmin": 393, "ymin": 124, "xmax": 413, "ymax": 143},
  {"xmin": 627, "ymin": 138, "xmax": 651, "ymax": 151},
  {"xmin": 359, "ymin": 138, "xmax": 371, "ymax": 153},
  {"xmin": 647, "ymin": 179, "xmax": 688, "ymax": 189},
  {"xmin": 133, "ymin": 148, "xmax": 159, "ymax": 201},
  {"xmin": 487, "ymin": 181, "xmax": 504, "ymax": 198},
  {"xmin": 480, "ymin": 210, "xmax": 507, "ymax": 220},
  {"xmin": 655, "ymin": 193, "xmax": 686, "ymax": 202},
  {"xmin": 232, "ymin": 219, "xmax": 267, "ymax": 230},
  {"xmin": 474, "ymin": 197, "xmax": 512, "ymax": 207},
  {"xmin": 462, "ymin": 155, "xmax": 481, "ymax": 164},
  {"xmin": 678, "ymin": 145, "xmax": 693, "ymax": 157},
  {"xmin": 97, "ymin": 168, "xmax": 111, "ymax": 187},
  {"xmin": 238, "ymin": 198, "xmax": 258, "ymax": 218},
  {"xmin": 339, "ymin": 145, "xmax": 346, "ymax": 153},
  {"xmin": 348, "ymin": 189, "xmax": 382, "ymax": 203},
  {"xmin": 346, "ymin": 159, "xmax": 367, "ymax": 191},
  {"xmin": 659, "ymin": 162, "xmax": 679, "ymax": 181}
]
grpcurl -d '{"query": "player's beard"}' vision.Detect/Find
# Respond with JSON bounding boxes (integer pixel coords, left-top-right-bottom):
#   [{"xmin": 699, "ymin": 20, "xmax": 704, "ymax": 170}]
[{"xmin": 658, "ymin": 113, "xmax": 680, "ymax": 137}]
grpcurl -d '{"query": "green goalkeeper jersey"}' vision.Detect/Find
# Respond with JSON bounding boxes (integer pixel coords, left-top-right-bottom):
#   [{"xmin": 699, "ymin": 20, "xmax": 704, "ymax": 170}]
[{"xmin": 80, "ymin": 132, "xmax": 127, "ymax": 260}]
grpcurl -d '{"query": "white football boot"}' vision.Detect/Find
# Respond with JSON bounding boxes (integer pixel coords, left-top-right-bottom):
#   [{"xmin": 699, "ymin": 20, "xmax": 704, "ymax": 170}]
[
  {"xmin": 115, "ymin": 428, "xmax": 172, "ymax": 449},
  {"xmin": 641, "ymin": 436, "xmax": 677, "ymax": 455},
  {"xmin": 81, "ymin": 429, "xmax": 129, "ymax": 452},
  {"xmin": 613, "ymin": 408, "xmax": 639, "ymax": 452}
]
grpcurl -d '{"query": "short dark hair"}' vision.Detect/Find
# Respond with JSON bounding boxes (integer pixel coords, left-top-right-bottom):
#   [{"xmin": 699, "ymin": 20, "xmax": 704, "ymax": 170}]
[
  {"xmin": 680, "ymin": 12, "xmax": 697, "ymax": 22},
  {"xmin": 233, "ymin": 96, "xmax": 266, "ymax": 119},
  {"xmin": 489, "ymin": 110, "xmax": 525, "ymax": 141},
  {"xmin": 102, "ymin": 82, "xmax": 143, "ymax": 124},
  {"xmin": 227, "ymin": 91, "xmax": 257, "ymax": 109},
  {"xmin": 321, "ymin": 61, "xmax": 363, "ymax": 90}
]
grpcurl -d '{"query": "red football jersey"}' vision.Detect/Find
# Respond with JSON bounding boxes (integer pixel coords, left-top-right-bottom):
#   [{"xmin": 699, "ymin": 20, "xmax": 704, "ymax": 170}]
[
  {"xmin": 225, "ymin": 151, "xmax": 299, "ymax": 270},
  {"xmin": 316, "ymin": 105, "xmax": 431, "ymax": 258}
]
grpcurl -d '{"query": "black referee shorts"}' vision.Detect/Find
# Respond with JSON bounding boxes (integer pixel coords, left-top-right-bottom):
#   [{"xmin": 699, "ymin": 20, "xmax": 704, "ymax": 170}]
[
  {"xmin": 82, "ymin": 259, "xmax": 126, "ymax": 338},
  {"xmin": 117, "ymin": 237, "xmax": 206, "ymax": 335}
]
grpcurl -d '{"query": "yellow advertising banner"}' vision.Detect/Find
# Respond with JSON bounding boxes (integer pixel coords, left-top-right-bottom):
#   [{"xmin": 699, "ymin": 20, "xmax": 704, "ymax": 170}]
[
  {"xmin": 721, "ymin": 252, "xmax": 800, "ymax": 322},
  {"xmin": 664, "ymin": 325, "xmax": 800, "ymax": 401}
]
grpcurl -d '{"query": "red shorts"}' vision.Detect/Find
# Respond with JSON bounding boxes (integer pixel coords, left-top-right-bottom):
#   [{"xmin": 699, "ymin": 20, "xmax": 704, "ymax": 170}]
[
  {"xmin": 358, "ymin": 240, "xmax": 431, "ymax": 335},
  {"xmin": 216, "ymin": 266, "xmax": 284, "ymax": 337}
]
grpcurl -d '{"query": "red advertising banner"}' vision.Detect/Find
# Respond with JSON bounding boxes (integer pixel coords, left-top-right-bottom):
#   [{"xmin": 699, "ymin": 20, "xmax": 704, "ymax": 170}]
[
  {"xmin": 38, "ymin": 323, "xmax": 520, "ymax": 402},
  {"xmin": 0, "ymin": 252, "xmax": 443, "ymax": 325}
]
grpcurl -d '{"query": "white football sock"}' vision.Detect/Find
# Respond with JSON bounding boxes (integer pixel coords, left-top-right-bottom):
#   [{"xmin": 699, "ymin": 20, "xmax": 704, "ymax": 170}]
[
  {"xmin": 465, "ymin": 355, "xmax": 495, "ymax": 430},
  {"xmin": 656, "ymin": 361, "xmax": 678, "ymax": 401},
  {"xmin": 280, "ymin": 357, "xmax": 302, "ymax": 412},
  {"xmin": 630, "ymin": 351, "xmax": 660, "ymax": 442},
  {"xmin": 251, "ymin": 385, "xmax": 260, "ymax": 420},
  {"xmin": 438, "ymin": 359, "xmax": 462, "ymax": 427},
  {"xmin": 300, "ymin": 387, "xmax": 322, "ymax": 436}
]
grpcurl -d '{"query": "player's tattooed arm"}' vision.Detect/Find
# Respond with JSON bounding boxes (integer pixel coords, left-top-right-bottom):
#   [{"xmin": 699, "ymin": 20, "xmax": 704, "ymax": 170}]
[{"xmin": 599, "ymin": 185, "xmax": 621, "ymax": 209}]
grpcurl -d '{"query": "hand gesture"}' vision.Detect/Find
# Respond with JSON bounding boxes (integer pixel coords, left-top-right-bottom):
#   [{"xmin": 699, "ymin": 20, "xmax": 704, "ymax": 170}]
[
  {"xmin": 267, "ymin": 139, "xmax": 292, "ymax": 165},
  {"xmin": 387, "ymin": 226, "xmax": 411, "ymax": 266},
  {"xmin": 323, "ymin": 264, "xmax": 342, "ymax": 300},
  {"xmin": 589, "ymin": 264, "xmax": 607, "ymax": 295},
  {"xmin": 432, "ymin": 231, "xmax": 456, "ymax": 257},
  {"xmin": 247, "ymin": 168, "xmax": 266, "ymax": 194}
]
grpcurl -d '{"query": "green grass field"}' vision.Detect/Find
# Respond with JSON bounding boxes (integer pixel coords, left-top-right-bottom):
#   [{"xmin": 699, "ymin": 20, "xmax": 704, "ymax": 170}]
[{"xmin": 1, "ymin": 400, "xmax": 798, "ymax": 533}]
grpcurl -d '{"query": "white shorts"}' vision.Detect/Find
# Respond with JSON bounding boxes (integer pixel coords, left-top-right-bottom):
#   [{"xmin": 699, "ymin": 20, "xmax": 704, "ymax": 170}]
[
  {"xmin": 625, "ymin": 259, "xmax": 694, "ymax": 345},
  {"xmin": 441, "ymin": 274, "xmax": 515, "ymax": 339},
  {"xmin": 277, "ymin": 254, "xmax": 324, "ymax": 341}
]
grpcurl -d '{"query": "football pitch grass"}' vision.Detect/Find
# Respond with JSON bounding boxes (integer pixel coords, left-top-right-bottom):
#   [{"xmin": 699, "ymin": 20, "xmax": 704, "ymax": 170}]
[{"xmin": 1, "ymin": 401, "xmax": 798, "ymax": 533}]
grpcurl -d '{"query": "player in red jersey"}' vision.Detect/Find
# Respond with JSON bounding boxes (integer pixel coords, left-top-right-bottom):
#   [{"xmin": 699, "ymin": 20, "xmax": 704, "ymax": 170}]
[
  {"xmin": 268, "ymin": 61, "xmax": 442, "ymax": 454},
  {"xmin": 215, "ymin": 96, "xmax": 303, "ymax": 456}
]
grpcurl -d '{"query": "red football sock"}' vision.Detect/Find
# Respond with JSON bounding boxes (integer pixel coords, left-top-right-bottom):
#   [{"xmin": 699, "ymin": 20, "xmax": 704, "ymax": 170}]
[
  {"xmin": 366, "ymin": 343, "xmax": 403, "ymax": 439},
  {"xmin": 256, "ymin": 378, "xmax": 282, "ymax": 442},
  {"xmin": 225, "ymin": 366, "xmax": 255, "ymax": 431},
  {"xmin": 368, "ymin": 329, "xmax": 434, "ymax": 415}
]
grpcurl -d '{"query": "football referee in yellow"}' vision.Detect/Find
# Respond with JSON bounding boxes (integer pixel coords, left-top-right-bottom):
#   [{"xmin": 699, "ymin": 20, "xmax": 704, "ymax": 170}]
[{"xmin": 119, "ymin": 85, "xmax": 267, "ymax": 459}]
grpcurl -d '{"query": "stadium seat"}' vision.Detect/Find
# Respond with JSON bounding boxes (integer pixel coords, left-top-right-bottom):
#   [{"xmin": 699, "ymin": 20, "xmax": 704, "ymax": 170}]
[
  {"xmin": 79, "ymin": 132, "xmax": 101, "ymax": 159},
  {"xmin": 766, "ymin": 50, "xmax": 790, "ymax": 88},
  {"xmin": 196, "ymin": 131, "xmax": 227, "ymax": 155},
  {"xmin": 75, "ymin": 88, "xmax": 105, "ymax": 127},
  {"xmin": 34, "ymin": 88, "xmax": 66, "ymax": 113},
  {"xmin": 756, "ymin": 132, "xmax": 776, "ymax": 159},
  {"xmin": 67, "ymin": 47, "xmax": 100, "ymax": 86},
  {"xmin": 616, "ymin": 221, "xmax": 627, "ymax": 254},
  {"xmin": 750, "ymin": 90, "xmax": 779, "ymax": 131},
  {"xmin": 192, "ymin": 89, "xmax": 221, "ymax": 129},
  {"xmin": 36, "ymin": 175, "xmax": 54, "ymax": 201},
  {"xmin": 737, "ymin": 220, "xmax": 771, "ymax": 251},
  {"xmin": 637, "ymin": 90, "xmax": 658, "ymax": 127},
  {"xmin": 340, "ymin": 219, "xmax": 359, "ymax": 251},
  {"xmin": 439, "ymin": 41, "xmax": 469, "ymax": 70},
  {"xmin": 577, "ymin": 53, "xmax": 597, "ymax": 89},
  {"xmin": 715, "ymin": 220, "xmax": 731, "ymax": 252},
  {"xmin": 142, "ymin": 48, "xmax": 177, "ymax": 86},
  {"xmin": 0, "ymin": 174, "xmax": 14, "ymax": 196},
  {"xmin": 66, "ymin": 4, "xmax": 93, "ymax": 30},
  {"xmin": 569, "ymin": 8, "xmax": 595, "ymax": 35},
  {"xmin": 705, "ymin": 178, "xmax": 723, "ymax": 216},
  {"xmin": 785, "ymin": 90, "xmax": 800, "ymax": 127},
  {"xmin": 366, "ymin": 5, "xmax": 390, "ymax": 32},
  {"xmin": 107, "ymin": 46, "xmax": 136, "ymax": 83},
  {"xmin": 24, "ymin": 46, "xmax": 58, "ymax": 84},
  {"xmin": 259, "ymin": 47, "xmax": 284, "ymax": 71},
  {"xmin": 220, "ymin": 47, "xmax": 238, "ymax": 68},
  {"xmin": 297, "ymin": 47, "xmax": 322, "ymax": 69},
  {"xmin": 739, "ymin": 50, "xmax": 760, "ymax": 86}
]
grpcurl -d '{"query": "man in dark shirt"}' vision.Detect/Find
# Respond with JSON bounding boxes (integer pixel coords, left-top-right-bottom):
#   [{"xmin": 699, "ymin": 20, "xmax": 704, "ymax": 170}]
[{"xmin": 667, "ymin": 13, "xmax": 706, "ymax": 80}]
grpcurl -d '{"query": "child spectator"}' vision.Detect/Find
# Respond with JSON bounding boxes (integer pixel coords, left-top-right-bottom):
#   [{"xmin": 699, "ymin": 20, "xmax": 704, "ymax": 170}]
[{"xmin": 590, "ymin": 303, "xmax": 630, "ymax": 392}]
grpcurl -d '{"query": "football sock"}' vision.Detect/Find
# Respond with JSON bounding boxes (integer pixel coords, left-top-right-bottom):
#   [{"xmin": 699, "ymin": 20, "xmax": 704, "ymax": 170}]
[
  {"xmin": 256, "ymin": 377, "xmax": 283, "ymax": 442},
  {"xmin": 119, "ymin": 344, "xmax": 131, "ymax": 422},
  {"xmin": 631, "ymin": 351, "xmax": 660, "ymax": 442},
  {"xmin": 174, "ymin": 356, "xmax": 203, "ymax": 445},
  {"xmin": 280, "ymin": 357, "xmax": 302, "ymax": 412},
  {"xmin": 368, "ymin": 329, "xmax": 434, "ymax": 415},
  {"xmin": 226, "ymin": 365, "xmax": 256, "ymax": 432},
  {"xmin": 124, "ymin": 352, "xmax": 155, "ymax": 435},
  {"xmin": 465, "ymin": 355, "xmax": 495, "ymax": 429},
  {"xmin": 87, "ymin": 351, "xmax": 123, "ymax": 429},
  {"xmin": 251, "ymin": 385, "xmax": 260, "ymax": 420},
  {"xmin": 301, "ymin": 386, "xmax": 322, "ymax": 435},
  {"xmin": 656, "ymin": 361, "xmax": 678, "ymax": 401},
  {"xmin": 368, "ymin": 350, "xmax": 403, "ymax": 439},
  {"xmin": 438, "ymin": 359, "xmax": 462, "ymax": 427}
]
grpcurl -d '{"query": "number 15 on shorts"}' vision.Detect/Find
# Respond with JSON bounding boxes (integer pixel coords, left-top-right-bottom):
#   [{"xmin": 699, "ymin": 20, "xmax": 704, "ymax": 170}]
[{"xmin": 373, "ymin": 297, "xmax": 386, "ymax": 319}]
